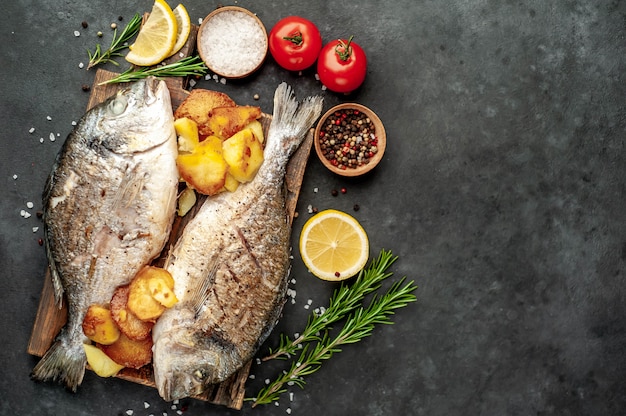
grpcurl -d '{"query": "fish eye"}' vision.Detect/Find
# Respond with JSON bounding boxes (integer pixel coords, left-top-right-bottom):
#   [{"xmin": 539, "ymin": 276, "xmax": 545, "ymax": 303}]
[
  {"xmin": 107, "ymin": 95, "xmax": 128, "ymax": 116},
  {"xmin": 193, "ymin": 368, "xmax": 207, "ymax": 382}
]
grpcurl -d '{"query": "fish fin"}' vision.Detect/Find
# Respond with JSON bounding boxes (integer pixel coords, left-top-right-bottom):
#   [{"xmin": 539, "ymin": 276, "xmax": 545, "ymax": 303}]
[
  {"xmin": 188, "ymin": 262, "xmax": 219, "ymax": 317},
  {"xmin": 43, "ymin": 225, "xmax": 64, "ymax": 308},
  {"xmin": 31, "ymin": 335, "xmax": 86, "ymax": 392},
  {"xmin": 267, "ymin": 83, "xmax": 323, "ymax": 156}
]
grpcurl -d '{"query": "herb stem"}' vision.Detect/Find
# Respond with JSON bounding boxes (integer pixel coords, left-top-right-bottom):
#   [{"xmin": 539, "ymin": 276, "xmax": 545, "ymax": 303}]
[
  {"xmin": 251, "ymin": 250, "xmax": 417, "ymax": 407},
  {"xmin": 263, "ymin": 249, "xmax": 398, "ymax": 361},
  {"xmin": 87, "ymin": 13, "xmax": 142, "ymax": 69},
  {"xmin": 98, "ymin": 56, "xmax": 208, "ymax": 85}
]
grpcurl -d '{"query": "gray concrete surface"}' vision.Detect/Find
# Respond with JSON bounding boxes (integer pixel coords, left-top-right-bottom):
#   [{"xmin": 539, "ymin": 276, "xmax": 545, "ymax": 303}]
[{"xmin": 1, "ymin": 0, "xmax": 624, "ymax": 415}]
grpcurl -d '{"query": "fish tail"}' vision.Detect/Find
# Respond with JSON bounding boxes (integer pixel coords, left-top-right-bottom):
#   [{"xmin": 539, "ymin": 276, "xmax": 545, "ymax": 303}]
[
  {"xmin": 267, "ymin": 83, "xmax": 323, "ymax": 157},
  {"xmin": 31, "ymin": 334, "xmax": 86, "ymax": 392}
]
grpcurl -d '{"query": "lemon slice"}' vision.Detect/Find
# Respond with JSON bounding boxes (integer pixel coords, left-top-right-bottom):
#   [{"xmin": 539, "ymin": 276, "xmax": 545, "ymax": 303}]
[
  {"xmin": 169, "ymin": 4, "xmax": 191, "ymax": 57},
  {"xmin": 125, "ymin": 0, "xmax": 178, "ymax": 66},
  {"xmin": 299, "ymin": 209, "xmax": 369, "ymax": 281}
]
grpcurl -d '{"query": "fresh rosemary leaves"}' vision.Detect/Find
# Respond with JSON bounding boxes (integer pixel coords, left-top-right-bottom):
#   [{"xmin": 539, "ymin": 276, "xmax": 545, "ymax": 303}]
[
  {"xmin": 87, "ymin": 14, "xmax": 142, "ymax": 69},
  {"xmin": 251, "ymin": 249, "xmax": 417, "ymax": 407},
  {"xmin": 99, "ymin": 56, "xmax": 208, "ymax": 84}
]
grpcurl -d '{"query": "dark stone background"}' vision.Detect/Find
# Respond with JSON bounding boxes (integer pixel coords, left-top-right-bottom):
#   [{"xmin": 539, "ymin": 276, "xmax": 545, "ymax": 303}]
[{"xmin": 1, "ymin": 1, "xmax": 624, "ymax": 415}]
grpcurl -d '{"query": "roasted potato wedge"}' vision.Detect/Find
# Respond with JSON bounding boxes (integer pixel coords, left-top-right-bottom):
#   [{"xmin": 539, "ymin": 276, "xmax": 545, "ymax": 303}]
[
  {"xmin": 222, "ymin": 128, "xmax": 265, "ymax": 183},
  {"xmin": 127, "ymin": 266, "xmax": 178, "ymax": 321},
  {"xmin": 174, "ymin": 89, "xmax": 236, "ymax": 137},
  {"xmin": 206, "ymin": 105, "xmax": 262, "ymax": 139},
  {"xmin": 177, "ymin": 136, "xmax": 229, "ymax": 196},
  {"xmin": 174, "ymin": 117, "xmax": 200, "ymax": 153},
  {"xmin": 110, "ymin": 284, "xmax": 154, "ymax": 341},
  {"xmin": 98, "ymin": 333, "xmax": 153, "ymax": 369},
  {"xmin": 82, "ymin": 304, "xmax": 120, "ymax": 345},
  {"xmin": 84, "ymin": 343, "xmax": 124, "ymax": 377}
]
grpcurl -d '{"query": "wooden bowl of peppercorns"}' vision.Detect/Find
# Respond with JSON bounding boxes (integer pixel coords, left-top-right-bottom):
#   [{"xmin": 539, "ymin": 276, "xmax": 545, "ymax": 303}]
[{"xmin": 314, "ymin": 103, "xmax": 386, "ymax": 177}]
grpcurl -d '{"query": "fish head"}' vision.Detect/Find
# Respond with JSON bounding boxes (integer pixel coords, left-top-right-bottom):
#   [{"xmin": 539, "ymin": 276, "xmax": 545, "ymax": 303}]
[
  {"xmin": 153, "ymin": 328, "xmax": 229, "ymax": 401},
  {"xmin": 86, "ymin": 77, "xmax": 174, "ymax": 154}
]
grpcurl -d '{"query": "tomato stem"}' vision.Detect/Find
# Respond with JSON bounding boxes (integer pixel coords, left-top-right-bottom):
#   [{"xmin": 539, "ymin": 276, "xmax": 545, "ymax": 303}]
[
  {"xmin": 283, "ymin": 31, "xmax": 303, "ymax": 46},
  {"xmin": 335, "ymin": 35, "xmax": 355, "ymax": 61}
]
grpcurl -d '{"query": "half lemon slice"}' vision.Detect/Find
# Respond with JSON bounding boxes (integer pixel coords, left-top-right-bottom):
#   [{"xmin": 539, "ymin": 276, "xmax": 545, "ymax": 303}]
[
  {"xmin": 125, "ymin": 0, "xmax": 178, "ymax": 66},
  {"xmin": 299, "ymin": 209, "xmax": 369, "ymax": 281},
  {"xmin": 169, "ymin": 4, "xmax": 191, "ymax": 57}
]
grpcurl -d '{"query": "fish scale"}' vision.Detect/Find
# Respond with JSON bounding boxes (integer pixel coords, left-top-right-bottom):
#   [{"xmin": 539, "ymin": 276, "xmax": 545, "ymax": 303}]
[{"xmin": 152, "ymin": 83, "xmax": 323, "ymax": 401}]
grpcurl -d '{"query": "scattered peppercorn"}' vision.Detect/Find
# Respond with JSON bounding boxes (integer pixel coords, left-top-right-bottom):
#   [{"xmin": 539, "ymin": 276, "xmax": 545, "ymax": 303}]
[
  {"xmin": 81, "ymin": 21, "xmax": 88, "ymax": 28},
  {"xmin": 341, "ymin": 187, "xmax": 347, "ymax": 194},
  {"xmin": 334, "ymin": 271, "xmax": 341, "ymax": 277},
  {"xmin": 81, "ymin": 84, "xmax": 91, "ymax": 92},
  {"xmin": 38, "ymin": 238, "xmax": 44, "ymax": 246},
  {"xmin": 331, "ymin": 189, "xmax": 338, "ymax": 197},
  {"xmin": 312, "ymin": 207, "xmax": 318, "ymax": 214},
  {"xmin": 318, "ymin": 108, "xmax": 378, "ymax": 170},
  {"xmin": 118, "ymin": 15, "xmax": 124, "ymax": 21},
  {"xmin": 36, "ymin": 210, "xmax": 43, "ymax": 219},
  {"xmin": 110, "ymin": 22, "xmax": 117, "ymax": 30},
  {"xmin": 253, "ymin": 93, "xmax": 260, "ymax": 100},
  {"xmin": 97, "ymin": 31, "xmax": 103, "ymax": 37},
  {"xmin": 353, "ymin": 204, "xmax": 360, "ymax": 211}
]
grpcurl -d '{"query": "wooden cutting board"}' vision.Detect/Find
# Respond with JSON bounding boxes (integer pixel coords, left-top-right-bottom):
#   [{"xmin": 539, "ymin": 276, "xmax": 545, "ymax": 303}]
[{"xmin": 27, "ymin": 68, "xmax": 313, "ymax": 410}]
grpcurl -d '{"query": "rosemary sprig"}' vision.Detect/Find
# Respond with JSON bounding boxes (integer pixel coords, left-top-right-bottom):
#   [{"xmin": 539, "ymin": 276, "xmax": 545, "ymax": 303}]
[
  {"xmin": 87, "ymin": 13, "xmax": 142, "ymax": 69},
  {"xmin": 263, "ymin": 249, "xmax": 399, "ymax": 361},
  {"xmin": 251, "ymin": 275, "xmax": 417, "ymax": 407},
  {"xmin": 99, "ymin": 56, "xmax": 208, "ymax": 85}
]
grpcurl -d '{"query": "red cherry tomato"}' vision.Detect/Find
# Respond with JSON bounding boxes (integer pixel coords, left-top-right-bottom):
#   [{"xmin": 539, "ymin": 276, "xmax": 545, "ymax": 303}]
[
  {"xmin": 317, "ymin": 36, "xmax": 367, "ymax": 93},
  {"xmin": 269, "ymin": 16, "xmax": 322, "ymax": 71}
]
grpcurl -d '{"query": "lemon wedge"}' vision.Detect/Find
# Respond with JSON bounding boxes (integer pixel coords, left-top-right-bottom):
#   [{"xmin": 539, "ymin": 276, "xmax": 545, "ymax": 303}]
[
  {"xmin": 299, "ymin": 209, "xmax": 369, "ymax": 281},
  {"xmin": 125, "ymin": 0, "xmax": 178, "ymax": 66},
  {"xmin": 169, "ymin": 4, "xmax": 191, "ymax": 57}
]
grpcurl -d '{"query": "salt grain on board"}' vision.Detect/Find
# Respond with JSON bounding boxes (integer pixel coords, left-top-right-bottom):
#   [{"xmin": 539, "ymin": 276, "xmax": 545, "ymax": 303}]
[{"xmin": 29, "ymin": 127, "xmax": 35, "ymax": 134}]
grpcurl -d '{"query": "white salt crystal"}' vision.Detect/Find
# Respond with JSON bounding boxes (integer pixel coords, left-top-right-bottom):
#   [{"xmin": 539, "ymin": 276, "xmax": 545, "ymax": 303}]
[
  {"xmin": 286, "ymin": 408, "xmax": 292, "ymax": 414},
  {"xmin": 26, "ymin": 201, "xmax": 34, "ymax": 208},
  {"xmin": 39, "ymin": 138, "xmax": 44, "ymax": 143},
  {"xmin": 79, "ymin": 62, "xmax": 84, "ymax": 69},
  {"xmin": 304, "ymin": 304, "xmax": 310, "ymax": 309},
  {"xmin": 189, "ymin": 79, "xmax": 197, "ymax": 87},
  {"xmin": 125, "ymin": 410, "xmax": 133, "ymax": 416},
  {"xmin": 220, "ymin": 77, "xmax": 227, "ymax": 84},
  {"xmin": 46, "ymin": 116, "xmax": 52, "ymax": 121},
  {"xmin": 144, "ymin": 402, "xmax": 150, "ymax": 409},
  {"xmin": 29, "ymin": 127, "xmax": 35, "ymax": 134},
  {"xmin": 71, "ymin": 121, "xmax": 77, "ymax": 126},
  {"xmin": 249, "ymin": 374, "xmax": 256, "ymax": 379},
  {"xmin": 74, "ymin": 30, "xmax": 80, "ymax": 37},
  {"xmin": 313, "ymin": 187, "xmax": 318, "ymax": 193},
  {"xmin": 32, "ymin": 227, "xmax": 39, "ymax": 233},
  {"xmin": 265, "ymin": 378, "xmax": 270, "ymax": 384},
  {"xmin": 20, "ymin": 210, "xmax": 31, "ymax": 218},
  {"xmin": 290, "ymin": 392, "xmax": 294, "ymax": 401},
  {"xmin": 12, "ymin": 174, "xmax": 17, "ymax": 180},
  {"xmin": 49, "ymin": 133, "xmax": 56, "ymax": 142},
  {"xmin": 274, "ymin": 402, "xmax": 279, "ymax": 406}
]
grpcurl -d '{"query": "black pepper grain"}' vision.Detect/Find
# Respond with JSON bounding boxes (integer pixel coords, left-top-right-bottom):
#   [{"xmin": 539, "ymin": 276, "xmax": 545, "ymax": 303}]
[
  {"xmin": 81, "ymin": 84, "xmax": 91, "ymax": 92},
  {"xmin": 81, "ymin": 21, "xmax": 88, "ymax": 28},
  {"xmin": 331, "ymin": 189, "xmax": 338, "ymax": 197},
  {"xmin": 353, "ymin": 204, "xmax": 360, "ymax": 211},
  {"xmin": 318, "ymin": 108, "xmax": 378, "ymax": 170}
]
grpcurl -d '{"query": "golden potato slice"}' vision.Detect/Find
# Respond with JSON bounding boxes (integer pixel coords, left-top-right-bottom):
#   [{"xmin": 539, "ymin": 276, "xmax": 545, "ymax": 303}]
[
  {"xmin": 206, "ymin": 105, "xmax": 262, "ymax": 139},
  {"xmin": 223, "ymin": 172, "xmax": 240, "ymax": 193},
  {"xmin": 98, "ymin": 333, "xmax": 153, "ymax": 369},
  {"xmin": 110, "ymin": 284, "xmax": 154, "ymax": 341},
  {"xmin": 246, "ymin": 119, "xmax": 265, "ymax": 144},
  {"xmin": 176, "ymin": 136, "xmax": 229, "ymax": 196},
  {"xmin": 222, "ymin": 128, "xmax": 265, "ymax": 183},
  {"xmin": 174, "ymin": 117, "xmax": 200, "ymax": 153},
  {"xmin": 127, "ymin": 266, "xmax": 177, "ymax": 321},
  {"xmin": 174, "ymin": 89, "xmax": 236, "ymax": 137},
  {"xmin": 82, "ymin": 304, "xmax": 120, "ymax": 345},
  {"xmin": 84, "ymin": 343, "xmax": 124, "ymax": 377},
  {"xmin": 177, "ymin": 186, "xmax": 197, "ymax": 217}
]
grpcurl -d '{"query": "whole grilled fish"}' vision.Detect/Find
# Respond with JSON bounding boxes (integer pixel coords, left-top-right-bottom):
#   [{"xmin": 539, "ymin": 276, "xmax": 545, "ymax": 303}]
[
  {"xmin": 31, "ymin": 77, "xmax": 179, "ymax": 391},
  {"xmin": 152, "ymin": 83, "xmax": 322, "ymax": 401}
]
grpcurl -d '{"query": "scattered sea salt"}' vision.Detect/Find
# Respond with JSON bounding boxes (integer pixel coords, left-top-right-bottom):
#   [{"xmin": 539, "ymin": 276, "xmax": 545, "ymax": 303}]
[
  {"xmin": 177, "ymin": 411, "xmax": 183, "ymax": 415},
  {"xmin": 125, "ymin": 410, "xmax": 133, "ymax": 416},
  {"xmin": 12, "ymin": 174, "xmax": 18, "ymax": 180},
  {"xmin": 290, "ymin": 392, "xmax": 294, "ymax": 401},
  {"xmin": 249, "ymin": 374, "xmax": 256, "ymax": 379},
  {"xmin": 304, "ymin": 304, "xmax": 310, "ymax": 309},
  {"xmin": 20, "ymin": 210, "xmax": 31, "ymax": 218},
  {"xmin": 49, "ymin": 133, "xmax": 56, "ymax": 142},
  {"xmin": 32, "ymin": 227, "xmax": 39, "ymax": 233},
  {"xmin": 79, "ymin": 62, "xmax": 84, "ymax": 69},
  {"xmin": 307, "ymin": 204, "xmax": 313, "ymax": 214},
  {"xmin": 204, "ymin": 74, "xmax": 211, "ymax": 81},
  {"xmin": 286, "ymin": 408, "xmax": 292, "ymax": 414},
  {"xmin": 29, "ymin": 127, "xmax": 35, "ymax": 134},
  {"xmin": 256, "ymin": 357, "xmax": 261, "ymax": 365},
  {"xmin": 198, "ymin": 10, "xmax": 267, "ymax": 77},
  {"xmin": 313, "ymin": 187, "xmax": 318, "ymax": 193},
  {"xmin": 189, "ymin": 79, "xmax": 197, "ymax": 87},
  {"xmin": 71, "ymin": 121, "xmax": 77, "ymax": 126},
  {"xmin": 291, "ymin": 278, "xmax": 296, "ymax": 284},
  {"xmin": 144, "ymin": 402, "xmax": 150, "ymax": 409},
  {"xmin": 39, "ymin": 138, "xmax": 44, "ymax": 143},
  {"xmin": 26, "ymin": 201, "xmax": 34, "ymax": 208},
  {"xmin": 265, "ymin": 378, "xmax": 271, "ymax": 385},
  {"xmin": 46, "ymin": 116, "xmax": 52, "ymax": 121},
  {"xmin": 220, "ymin": 77, "xmax": 227, "ymax": 85},
  {"xmin": 307, "ymin": 299, "xmax": 313, "ymax": 305},
  {"xmin": 315, "ymin": 73, "xmax": 320, "ymax": 80},
  {"xmin": 274, "ymin": 402, "xmax": 280, "ymax": 407},
  {"xmin": 74, "ymin": 30, "xmax": 80, "ymax": 37}
]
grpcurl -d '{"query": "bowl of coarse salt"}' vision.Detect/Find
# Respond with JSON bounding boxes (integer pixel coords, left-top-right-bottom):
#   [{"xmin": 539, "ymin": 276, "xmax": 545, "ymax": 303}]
[{"xmin": 197, "ymin": 6, "xmax": 268, "ymax": 79}]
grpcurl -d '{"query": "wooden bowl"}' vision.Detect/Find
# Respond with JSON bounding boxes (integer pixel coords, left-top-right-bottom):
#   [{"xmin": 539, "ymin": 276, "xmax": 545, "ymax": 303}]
[
  {"xmin": 314, "ymin": 103, "xmax": 386, "ymax": 177},
  {"xmin": 197, "ymin": 6, "xmax": 268, "ymax": 78}
]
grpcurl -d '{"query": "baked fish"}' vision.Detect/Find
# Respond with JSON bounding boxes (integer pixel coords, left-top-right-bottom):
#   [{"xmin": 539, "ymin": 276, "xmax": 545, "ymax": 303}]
[
  {"xmin": 152, "ymin": 83, "xmax": 323, "ymax": 401},
  {"xmin": 31, "ymin": 77, "xmax": 179, "ymax": 391}
]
